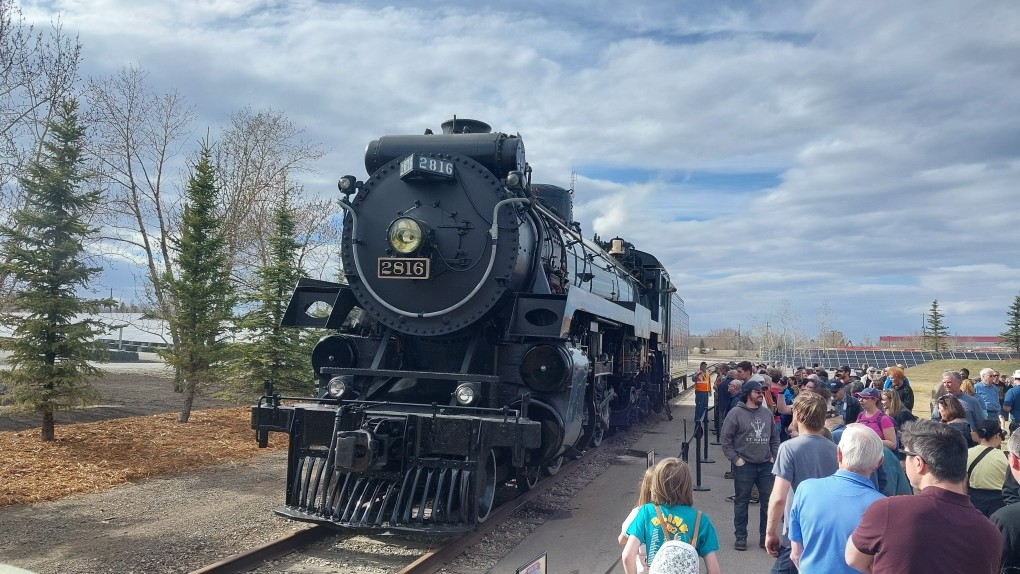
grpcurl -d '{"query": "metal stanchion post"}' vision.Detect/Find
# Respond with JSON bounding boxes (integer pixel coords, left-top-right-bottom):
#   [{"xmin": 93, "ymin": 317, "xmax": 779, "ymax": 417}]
[
  {"xmin": 680, "ymin": 418, "xmax": 690, "ymax": 462},
  {"xmin": 693, "ymin": 418, "xmax": 710, "ymax": 491},
  {"xmin": 699, "ymin": 413, "xmax": 715, "ymax": 464},
  {"xmin": 710, "ymin": 403, "xmax": 721, "ymax": 445}
]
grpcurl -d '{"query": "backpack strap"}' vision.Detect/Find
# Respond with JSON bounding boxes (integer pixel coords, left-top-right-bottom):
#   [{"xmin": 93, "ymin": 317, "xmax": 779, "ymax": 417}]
[
  {"xmin": 691, "ymin": 510, "xmax": 702, "ymax": 546},
  {"xmin": 654, "ymin": 504, "xmax": 677, "ymax": 541},
  {"xmin": 654, "ymin": 504, "xmax": 703, "ymax": 551},
  {"xmin": 967, "ymin": 447, "xmax": 996, "ymax": 484}
]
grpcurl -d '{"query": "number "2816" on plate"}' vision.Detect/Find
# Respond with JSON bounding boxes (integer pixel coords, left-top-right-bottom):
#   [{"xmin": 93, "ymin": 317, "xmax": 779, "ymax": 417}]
[{"xmin": 378, "ymin": 257, "xmax": 430, "ymax": 279}]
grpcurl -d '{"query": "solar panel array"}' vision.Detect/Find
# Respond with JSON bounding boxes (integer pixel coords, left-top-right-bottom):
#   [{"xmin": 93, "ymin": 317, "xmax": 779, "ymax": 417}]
[{"xmin": 763, "ymin": 349, "xmax": 1019, "ymax": 369}]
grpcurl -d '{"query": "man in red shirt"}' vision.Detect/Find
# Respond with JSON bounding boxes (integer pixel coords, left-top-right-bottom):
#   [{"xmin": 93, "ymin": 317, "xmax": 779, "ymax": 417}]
[{"xmin": 846, "ymin": 419, "xmax": 1001, "ymax": 573}]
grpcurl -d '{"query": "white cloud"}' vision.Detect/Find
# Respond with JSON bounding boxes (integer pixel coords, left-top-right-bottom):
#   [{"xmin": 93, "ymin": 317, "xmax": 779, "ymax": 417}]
[{"xmin": 19, "ymin": 0, "xmax": 1020, "ymax": 342}]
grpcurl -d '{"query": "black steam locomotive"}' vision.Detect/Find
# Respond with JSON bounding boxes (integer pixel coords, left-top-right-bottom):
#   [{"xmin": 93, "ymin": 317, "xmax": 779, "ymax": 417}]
[{"xmin": 252, "ymin": 119, "xmax": 688, "ymax": 532}]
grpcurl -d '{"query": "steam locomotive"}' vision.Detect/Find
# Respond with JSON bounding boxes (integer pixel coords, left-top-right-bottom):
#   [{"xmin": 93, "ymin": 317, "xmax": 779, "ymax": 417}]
[{"xmin": 252, "ymin": 119, "xmax": 688, "ymax": 532}]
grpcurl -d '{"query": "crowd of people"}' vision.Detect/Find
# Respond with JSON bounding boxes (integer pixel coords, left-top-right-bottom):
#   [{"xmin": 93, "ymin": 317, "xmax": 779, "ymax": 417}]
[{"xmin": 618, "ymin": 360, "xmax": 1020, "ymax": 573}]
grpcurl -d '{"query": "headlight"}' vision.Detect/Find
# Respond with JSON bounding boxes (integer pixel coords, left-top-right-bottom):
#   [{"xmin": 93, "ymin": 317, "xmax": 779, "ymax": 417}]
[
  {"xmin": 388, "ymin": 217, "xmax": 423, "ymax": 254},
  {"xmin": 455, "ymin": 383, "xmax": 478, "ymax": 405},
  {"xmin": 327, "ymin": 376, "xmax": 349, "ymax": 398}
]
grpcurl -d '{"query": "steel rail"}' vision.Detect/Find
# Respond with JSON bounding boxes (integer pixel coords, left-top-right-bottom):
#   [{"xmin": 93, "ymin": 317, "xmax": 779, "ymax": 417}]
[
  {"xmin": 395, "ymin": 452, "xmax": 591, "ymax": 574},
  {"xmin": 188, "ymin": 525, "xmax": 333, "ymax": 574}
]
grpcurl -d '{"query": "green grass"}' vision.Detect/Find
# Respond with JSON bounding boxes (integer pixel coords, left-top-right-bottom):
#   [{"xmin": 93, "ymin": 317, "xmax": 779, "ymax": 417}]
[{"xmin": 904, "ymin": 359, "xmax": 1020, "ymax": 418}]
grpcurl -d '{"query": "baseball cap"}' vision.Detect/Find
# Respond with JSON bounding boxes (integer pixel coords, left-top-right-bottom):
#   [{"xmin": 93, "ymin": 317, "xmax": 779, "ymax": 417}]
[
  {"xmin": 827, "ymin": 380, "xmax": 843, "ymax": 392},
  {"xmin": 741, "ymin": 380, "xmax": 763, "ymax": 393},
  {"xmin": 855, "ymin": 387, "xmax": 881, "ymax": 400},
  {"xmin": 1013, "ymin": 369, "xmax": 1020, "ymax": 379}
]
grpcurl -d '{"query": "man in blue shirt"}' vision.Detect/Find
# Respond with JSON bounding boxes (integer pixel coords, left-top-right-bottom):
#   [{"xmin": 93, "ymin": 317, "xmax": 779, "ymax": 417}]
[
  {"xmin": 788, "ymin": 424, "xmax": 885, "ymax": 573},
  {"xmin": 975, "ymin": 367, "xmax": 1003, "ymax": 422}
]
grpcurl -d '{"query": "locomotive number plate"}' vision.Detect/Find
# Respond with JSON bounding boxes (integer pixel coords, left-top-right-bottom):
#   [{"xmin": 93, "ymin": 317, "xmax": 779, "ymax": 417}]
[
  {"xmin": 399, "ymin": 153, "xmax": 456, "ymax": 180},
  {"xmin": 378, "ymin": 257, "xmax": 430, "ymax": 279}
]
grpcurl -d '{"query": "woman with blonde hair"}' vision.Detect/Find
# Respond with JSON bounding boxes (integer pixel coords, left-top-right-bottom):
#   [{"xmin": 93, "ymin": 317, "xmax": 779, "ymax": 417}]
[
  {"xmin": 881, "ymin": 388, "xmax": 916, "ymax": 429},
  {"xmin": 622, "ymin": 457, "xmax": 721, "ymax": 574}
]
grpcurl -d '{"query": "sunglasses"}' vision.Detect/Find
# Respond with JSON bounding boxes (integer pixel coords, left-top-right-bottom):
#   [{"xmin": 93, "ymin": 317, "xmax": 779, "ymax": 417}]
[{"xmin": 897, "ymin": 448, "xmax": 924, "ymax": 462}]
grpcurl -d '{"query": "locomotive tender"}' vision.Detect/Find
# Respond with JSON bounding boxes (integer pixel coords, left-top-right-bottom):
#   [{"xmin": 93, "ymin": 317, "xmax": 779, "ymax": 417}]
[{"xmin": 252, "ymin": 118, "xmax": 688, "ymax": 532}]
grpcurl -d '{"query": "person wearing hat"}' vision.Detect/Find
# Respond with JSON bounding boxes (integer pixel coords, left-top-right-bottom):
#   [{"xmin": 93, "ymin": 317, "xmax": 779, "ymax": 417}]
[
  {"xmin": 829, "ymin": 380, "xmax": 862, "ymax": 429},
  {"xmin": 720, "ymin": 366, "xmax": 780, "ymax": 552},
  {"xmin": 854, "ymin": 388, "xmax": 897, "ymax": 450}
]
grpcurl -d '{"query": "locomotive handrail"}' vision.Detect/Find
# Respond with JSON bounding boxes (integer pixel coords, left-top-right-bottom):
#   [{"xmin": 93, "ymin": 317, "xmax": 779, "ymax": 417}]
[
  {"xmin": 338, "ymin": 196, "xmax": 529, "ymax": 319},
  {"xmin": 532, "ymin": 202, "xmax": 640, "ymax": 290}
]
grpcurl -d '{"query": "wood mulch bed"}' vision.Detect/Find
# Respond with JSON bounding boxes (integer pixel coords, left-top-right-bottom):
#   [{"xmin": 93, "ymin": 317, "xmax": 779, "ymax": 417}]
[{"xmin": 0, "ymin": 406, "xmax": 286, "ymax": 508}]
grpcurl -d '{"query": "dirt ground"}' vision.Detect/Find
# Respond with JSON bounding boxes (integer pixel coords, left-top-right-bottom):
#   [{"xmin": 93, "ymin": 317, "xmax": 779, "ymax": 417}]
[{"xmin": 0, "ymin": 360, "xmax": 286, "ymax": 508}]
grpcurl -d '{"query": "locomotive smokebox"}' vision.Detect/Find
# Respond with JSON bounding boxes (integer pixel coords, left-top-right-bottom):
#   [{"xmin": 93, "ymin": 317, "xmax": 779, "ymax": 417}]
[{"xmin": 347, "ymin": 122, "xmax": 534, "ymax": 337}]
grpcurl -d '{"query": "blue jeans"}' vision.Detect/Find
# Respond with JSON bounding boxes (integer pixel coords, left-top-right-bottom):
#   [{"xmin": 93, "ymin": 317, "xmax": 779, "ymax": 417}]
[
  {"xmin": 770, "ymin": 543, "xmax": 797, "ymax": 574},
  {"xmin": 733, "ymin": 460, "xmax": 774, "ymax": 541},
  {"xmin": 695, "ymin": 391, "xmax": 709, "ymax": 426}
]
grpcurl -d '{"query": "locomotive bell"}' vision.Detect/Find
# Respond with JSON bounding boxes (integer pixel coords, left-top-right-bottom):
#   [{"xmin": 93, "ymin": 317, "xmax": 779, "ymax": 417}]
[
  {"xmin": 441, "ymin": 118, "xmax": 492, "ymax": 134},
  {"xmin": 609, "ymin": 237, "xmax": 626, "ymax": 257}
]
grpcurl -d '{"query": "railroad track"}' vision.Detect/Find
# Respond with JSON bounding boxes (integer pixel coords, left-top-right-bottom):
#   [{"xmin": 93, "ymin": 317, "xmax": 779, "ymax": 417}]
[{"xmin": 190, "ymin": 452, "xmax": 591, "ymax": 574}]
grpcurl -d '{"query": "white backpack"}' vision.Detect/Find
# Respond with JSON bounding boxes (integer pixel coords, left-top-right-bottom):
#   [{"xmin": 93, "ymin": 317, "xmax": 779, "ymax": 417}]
[{"xmin": 650, "ymin": 505, "xmax": 702, "ymax": 574}]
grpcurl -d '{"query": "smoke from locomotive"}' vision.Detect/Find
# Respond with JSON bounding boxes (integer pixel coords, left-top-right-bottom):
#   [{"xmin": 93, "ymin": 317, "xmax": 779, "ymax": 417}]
[{"xmin": 252, "ymin": 118, "xmax": 688, "ymax": 531}]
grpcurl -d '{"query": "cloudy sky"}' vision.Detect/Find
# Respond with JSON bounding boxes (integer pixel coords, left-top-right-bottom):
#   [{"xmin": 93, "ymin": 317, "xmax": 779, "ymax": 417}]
[{"xmin": 21, "ymin": 0, "xmax": 1020, "ymax": 344}]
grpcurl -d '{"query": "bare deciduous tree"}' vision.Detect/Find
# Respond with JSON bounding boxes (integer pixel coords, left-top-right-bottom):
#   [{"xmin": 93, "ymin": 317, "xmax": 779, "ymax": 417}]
[
  {"xmin": 776, "ymin": 299, "xmax": 803, "ymax": 352},
  {"xmin": 213, "ymin": 107, "xmax": 328, "ymax": 294},
  {"xmin": 85, "ymin": 65, "xmax": 196, "ymax": 353},
  {"xmin": 816, "ymin": 300, "xmax": 835, "ymax": 348}
]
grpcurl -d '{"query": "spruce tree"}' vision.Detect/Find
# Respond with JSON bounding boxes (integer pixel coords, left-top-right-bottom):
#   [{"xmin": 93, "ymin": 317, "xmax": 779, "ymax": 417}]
[
  {"xmin": 229, "ymin": 202, "xmax": 311, "ymax": 394},
  {"xmin": 924, "ymin": 299, "xmax": 949, "ymax": 354},
  {"xmin": 1002, "ymin": 293, "xmax": 1020, "ymax": 354},
  {"xmin": 0, "ymin": 99, "xmax": 109, "ymax": 441},
  {"xmin": 160, "ymin": 143, "xmax": 234, "ymax": 423}
]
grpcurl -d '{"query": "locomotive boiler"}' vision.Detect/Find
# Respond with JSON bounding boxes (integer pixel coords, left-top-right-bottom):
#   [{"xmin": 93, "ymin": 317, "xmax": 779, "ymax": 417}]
[{"xmin": 252, "ymin": 118, "xmax": 688, "ymax": 532}]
